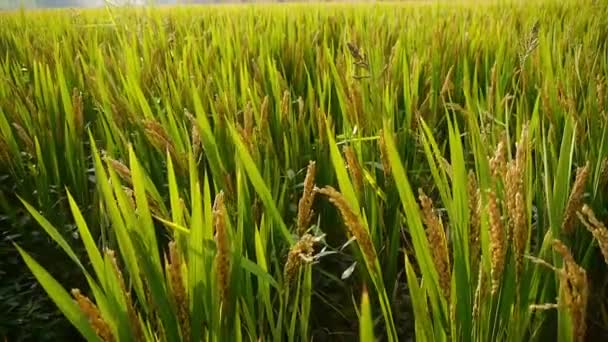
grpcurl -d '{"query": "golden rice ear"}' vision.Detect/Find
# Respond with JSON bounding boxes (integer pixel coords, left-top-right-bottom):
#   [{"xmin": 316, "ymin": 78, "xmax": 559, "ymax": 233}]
[
  {"xmin": 315, "ymin": 186, "xmax": 377, "ymax": 275},
  {"xmin": 72, "ymin": 88, "xmax": 84, "ymax": 135},
  {"xmin": 243, "ymin": 101, "xmax": 254, "ymax": 139},
  {"xmin": 192, "ymin": 125, "xmax": 201, "ymax": 160},
  {"xmin": 12, "ymin": 122, "xmax": 35, "ymax": 155},
  {"xmin": 284, "ymin": 234, "xmax": 317, "ymax": 284},
  {"xmin": 142, "ymin": 119, "xmax": 172, "ymax": 152},
  {"xmin": 513, "ymin": 192, "xmax": 527, "ymax": 279},
  {"xmin": 577, "ymin": 205, "xmax": 608, "ymax": 265},
  {"xmin": 186, "ymin": 110, "xmax": 201, "ymax": 162},
  {"xmin": 297, "ymin": 161, "xmax": 317, "ymax": 237},
  {"xmin": 71, "ymin": 289, "xmax": 115, "ymax": 342},
  {"xmin": 255, "ymin": 95, "xmax": 270, "ymax": 145},
  {"xmin": 552, "ymin": 240, "xmax": 588, "ymax": 342},
  {"xmin": 526, "ymin": 240, "xmax": 588, "ymax": 342},
  {"xmin": 472, "ymin": 262, "xmax": 487, "ymax": 321},
  {"xmin": 503, "ymin": 162, "xmax": 517, "ymax": 244},
  {"xmin": 343, "ymin": 145, "xmax": 363, "ymax": 194},
  {"xmin": 562, "ymin": 162, "xmax": 590, "ymax": 235},
  {"xmin": 513, "ymin": 125, "xmax": 530, "ymax": 279},
  {"xmin": 418, "ymin": 188, "xmax": 451, "ymax": 301},
  {"xmin": 598, "ymin": 158, "xmax": 608, "ymax": 191},
  {"xmin": 167, "ymin": 242, "xmax": 189, "ymax": 342},
  {"xmin": 519, "ymin": 20, "xmax": 540, "ymax": 66},
  {"xmin": 280, "ymin": 90, "xmax": 290, "ymax": 123},
  {"xmin": 346, "ymin": 42, "xmax": 363, "ymax": 61},
  {"xmin": 315, "ymin": 107, "xmax": 327, "ymax": 146},
  {"xmin": 103, "ymin": 153, "xmax": 132, "ymax": 185},
  {"xmin": 468, "ymin": 170, "xmax": 481, "ymax": 268},
  {"xmin": 142, "ymin": 118, "xmax": 185, "ymax": 170},
  {"xmin": 489, "ymin": 139, "xmax": 507, "ymax": 180},
  {"xmin": 213, "ymin": 192, "xmax": 230, "ymax": 307},
  {"xmin": 487, "ymin": 189, "xmax": 505, "ymax": 296},
  {"xmin": 378, "ymin": 130, "xmax": 391, "ymax": 182},
  {"xmin": 0, "ymin": 136, "xmax": 10, "ymax": 164},
  {"xmin": 597, "ymin": 75, "xmax": 606, "ymax": 116},
  {"xmin": 503, "ymin": 125, "xmax": 529, "ymax": 242},
  {"xmin": 515, "ymin": 124, "xmax": 529, "ymax": 171}
]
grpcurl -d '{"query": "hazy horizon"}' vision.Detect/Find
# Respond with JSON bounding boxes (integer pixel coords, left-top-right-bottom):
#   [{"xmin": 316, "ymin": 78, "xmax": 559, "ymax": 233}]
[{"xmin": 0, "ymin": 0, "xmax": 226, "ymax": 9}]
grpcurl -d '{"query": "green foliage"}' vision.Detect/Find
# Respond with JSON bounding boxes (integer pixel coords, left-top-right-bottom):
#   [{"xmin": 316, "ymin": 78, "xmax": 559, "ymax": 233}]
[{"xmin": 1, "ymin": 0, "xmax": 608, "ymax": 341}]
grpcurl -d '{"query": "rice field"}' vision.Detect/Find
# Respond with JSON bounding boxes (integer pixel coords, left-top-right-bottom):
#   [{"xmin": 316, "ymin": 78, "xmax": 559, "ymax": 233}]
[{"xmin": 1, "ymin": 1, "xmax": 608, "ymax": 341}]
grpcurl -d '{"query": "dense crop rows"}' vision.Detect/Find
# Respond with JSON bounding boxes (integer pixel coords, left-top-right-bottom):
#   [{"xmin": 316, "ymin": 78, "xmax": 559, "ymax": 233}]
[{"xmin": 1, "ymin": 1, "xmax": 608, "ymax": 341}]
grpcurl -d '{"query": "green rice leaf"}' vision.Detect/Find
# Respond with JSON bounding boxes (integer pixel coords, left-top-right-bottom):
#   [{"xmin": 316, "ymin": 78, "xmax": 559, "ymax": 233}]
[{"xmin": 16, "ymin": 245, "xmax": 102, "ymax": 342}]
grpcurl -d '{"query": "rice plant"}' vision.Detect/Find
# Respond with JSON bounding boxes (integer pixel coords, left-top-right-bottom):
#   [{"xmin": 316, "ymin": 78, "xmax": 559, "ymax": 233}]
[{"xmin": 1, "ymin": 0, "xmax": 608, "ymax": 341}]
